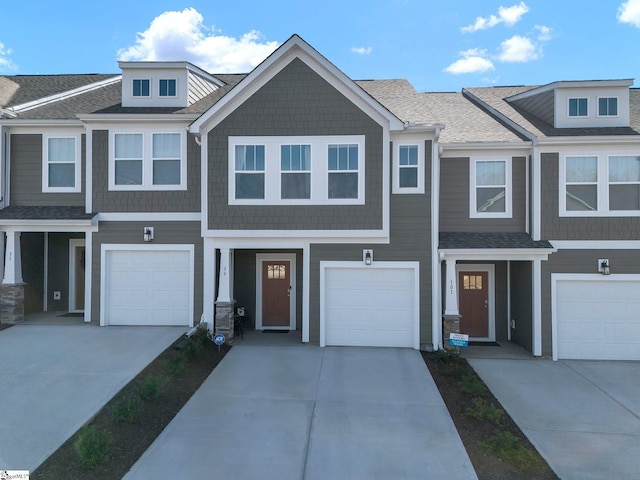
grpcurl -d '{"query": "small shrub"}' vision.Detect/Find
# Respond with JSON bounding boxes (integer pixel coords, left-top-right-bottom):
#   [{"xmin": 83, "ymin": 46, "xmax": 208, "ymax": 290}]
[
  {"xmin": 164, "ymin": 352, "xmax": 187, "ymax": 376},
  {"xmin": 74, "ymin": 425, "xmax": 112, "ymax": 469},
  {"xmin": 480, "ymin": 432, "xmax": 538, "ymax": 472},
  {"xmin": 111, "ymin": 393, "xmax": 142, "ymax": 423},
  {"xmin": 459, "ymin": 373, "xmax": 489, "ymax": 395},
  {"xmin": 183, "ymin": 337, "xmax": 202, "ymax": 360},
  {"xmin": 138, "ymin": 374, "xmax": 164, "ymax": 402},
  {"xmin": 466, "ymin": 397, "xmax": 505, "ymax": 425}
]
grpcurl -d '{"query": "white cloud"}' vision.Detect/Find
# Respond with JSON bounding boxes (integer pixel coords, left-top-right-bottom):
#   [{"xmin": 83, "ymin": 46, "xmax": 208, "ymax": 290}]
[
  {"xmin": 496, "ymin": 35, "xmax": 538, "ymax": 62},
  {"xmin": 444, "ymin": 49, "xmax": 495, "ymax": 74},
  {"xmin": 351, "ymin": 46, "xmax": 372, "ymax": 55},
  {"xmin": 618, "ymin": 0, "xmax": 640, "ymax": 27},
  {"xmin": 462, "ymin": 2, "xmax": 530, "ymax": 33},
  {"xmin": 535, "ymin": 25, "xmax": 553, "ymax": 41},
  {"xmin": 0, "ymin": 42, "xmax": 17, "ymax": 71},
  {"xmin": 117, "ymin": 8, "xmax": 279, "ymax": 73}
]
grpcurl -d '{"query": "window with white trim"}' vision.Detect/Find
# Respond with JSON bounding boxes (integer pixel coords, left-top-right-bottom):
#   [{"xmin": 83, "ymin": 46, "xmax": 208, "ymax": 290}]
[
  {"xmin": 568, "ymin": 97, "xmax": 588, "ymax": 117},
  {"xmin": 560, "ymin": 153, "xmax": 640, "ymax": 216},
  {"xmin": 133, "ymin": 79, "xmax": 150, "ymax": 97},
  {"xmin": 393, "ymin": 142, "xmax": 425, "ymax": 194},
  {"xmin": 598, "ymin": 97, "xmax": 618, "ymax": 117},
  {"xmin": 159, "ymin": 79, "xmax": 177, "ymax": 97},
  {"xmin": 43, "ymin": 135, "xmax": 81, "ymax": 193},
  {"xmin": 109, "ymin": 130, "xmax": 186, "ymax": 190},
  {"xmin": 470, "ymin": 158, "xmax": 512, "ymax": 218},
  {"xmin": 228, "ymin": 135, "xmax": 365, "ymax": 205}
]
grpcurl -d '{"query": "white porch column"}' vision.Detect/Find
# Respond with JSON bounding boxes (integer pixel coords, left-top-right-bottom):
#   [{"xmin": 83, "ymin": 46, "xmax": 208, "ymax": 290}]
[
  {"xmin": 0, "ymin": 232, "xmax": 5, "ymax": 281},
  {"xmin": 532, "ymin": 258, "xmax": 542, "ymax": 356},
  {"xmin": 216, "ymin": 247, "xmax": 233, "ymax": 303},
  {"xmin": 3, "ymin": 230, "xmax": 23, "ymax": 285},
  {"xmin": 443, "ymin": 257, "xmax": 459, "ymax": 316},
  {"xmin": 202, "ymin": 238, "xmax": 216, "ymax": 331}
]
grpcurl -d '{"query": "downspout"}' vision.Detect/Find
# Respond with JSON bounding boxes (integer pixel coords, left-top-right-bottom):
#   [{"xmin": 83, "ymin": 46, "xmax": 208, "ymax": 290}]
[{"xmin": 431, "ymin": 128, "xmax": 442, "ymax": 351}]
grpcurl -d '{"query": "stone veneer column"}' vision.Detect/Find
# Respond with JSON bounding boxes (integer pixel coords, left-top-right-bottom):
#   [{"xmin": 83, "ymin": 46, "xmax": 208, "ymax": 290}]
[
  {"xmin": 215, "ymin": 301, "xmax": 236, "ymax": 345},
  {"xmin": 442, "ymin": 314, "xmax": 461, "ymax": 352},
  {"xmin": 1, "ymin": 284, "xmax": 25, "ymax": 324}
]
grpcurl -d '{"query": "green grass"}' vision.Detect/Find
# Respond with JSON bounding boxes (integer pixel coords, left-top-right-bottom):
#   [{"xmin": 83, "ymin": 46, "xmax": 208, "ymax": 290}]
[{"xmin": 480, "ymin": 432, "xmax": 539, "ymax": 472}]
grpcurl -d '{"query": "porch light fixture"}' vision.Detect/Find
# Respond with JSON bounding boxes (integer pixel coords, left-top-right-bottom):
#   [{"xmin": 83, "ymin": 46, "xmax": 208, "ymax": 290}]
[
  {"xmin": 598, "ymin": 258, "xmax": 610, "ymax": 275},
  {"xmin": 363, "ymin": 249, "xmax": 373, "ymax": 266},
  {"xmin": 143, "ymin": 226, "xmax": 154, "ymax": 242}
]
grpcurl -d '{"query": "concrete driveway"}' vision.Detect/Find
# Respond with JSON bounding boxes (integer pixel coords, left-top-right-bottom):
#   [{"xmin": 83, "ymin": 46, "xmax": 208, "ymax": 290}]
[
  {"xmin": 0, "ymin": 324, "xmax": 185, "ymax": 471},
  {"xmin": 469, "ymin": 358, "xmax": 640, "ymax": 480},
  {"xmin": 124, "ymin": 346, "xmax": 477, "ymax": 480}
]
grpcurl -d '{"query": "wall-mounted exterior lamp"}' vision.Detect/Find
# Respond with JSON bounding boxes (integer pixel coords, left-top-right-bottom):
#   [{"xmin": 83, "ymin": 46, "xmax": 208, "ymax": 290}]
[
  {"xmin": 143, "ymin": 226, "xmax": 154, "ymax": 242},
  {"xmin": 598, "ymin": 258, "xmax": 610, "ymax": 275},
  {"xmin": 363, "ymin": 249, "xmax": 373, "ymax": 266}
]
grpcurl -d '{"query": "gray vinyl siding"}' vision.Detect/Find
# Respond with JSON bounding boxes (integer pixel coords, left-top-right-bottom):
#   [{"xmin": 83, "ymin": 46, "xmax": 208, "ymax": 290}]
[
  {"xmin": 91, "ymin": 130, "xmax": 201, "ymax": 213},
  {"xmin": 511, "ymin": 90, "xmax": 554, "ymax": 126},
  {"xmin": 541, "ymin": 153, "xmax": 640, "ymax": 239},
  {"xmin": 10, "ymin": 134, "xmax": 85, "ymax": 206},
  {"xmin": 541, "ymin": 248, "xmax": 640, "ymax": 356},
  {"xmin": 308, "ymin": 144, "xmax": 432, "ymax": 345},
  {"xmin": 47, "ymin": 232, "xmax": 84, "ymax": 311},
  {"xmin": 439, "ymin": 156, "xmax": 527, "ymax": 232},
  {"xmin": 233, "ymin": 249, "xmax": 303, "ymax": 330},
  {"xmin": 90, "ymin": 221, "xmax": 203, "ymax": 325},
  {"xmin": 207, "ymin": 58, "xmax": 383, "ymax": 231},
  {"xmin": 510, "ymin": 260, "xmax": 532, "ymax": 351}
]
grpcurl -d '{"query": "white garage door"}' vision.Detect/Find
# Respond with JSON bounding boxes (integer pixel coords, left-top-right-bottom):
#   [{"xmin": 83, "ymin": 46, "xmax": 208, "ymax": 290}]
[
  {"xmin": 323, "ymin": 265, "xmax": 418, "ymax": 348},
  {"xmin": 104, "ymin": 249, "xmax": 192, "ymax": 326},
  {"xmin": 555, "ymin": 277, "xmax": 640, "ymax": 360}
]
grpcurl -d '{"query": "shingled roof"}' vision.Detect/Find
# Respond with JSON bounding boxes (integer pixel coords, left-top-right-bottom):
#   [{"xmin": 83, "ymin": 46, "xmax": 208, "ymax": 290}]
[
  {"xmin": 0, "ymin": 206, "xmax": 96, "ymax": 221},
  {"xmin": 439, "ymin": 232, "xmax": 553, "ymax": 250}
]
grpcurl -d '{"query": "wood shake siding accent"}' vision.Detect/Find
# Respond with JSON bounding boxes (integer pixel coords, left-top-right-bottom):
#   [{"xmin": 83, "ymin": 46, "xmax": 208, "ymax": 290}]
[
  {"xmin": 207, "ymin": 58, "xmax": 383, "ymax": 231},
  {"xmin": 10, "ymin": 134, "xmax": 85, "ymax": 207},
  {"xmin": 439, "ymin": 156, "xmax": 527, "ymax": 232},
  {"xmin": 541, "ymin": 248, "xmax": 640, "ymax": 356},
  {"xmin": 91, "ymin": 130, "xmax": 201, "ymax": 213},
  {"xmin": 90, "ymin": 221, "xmax": 203, "ymax": 325},
  {"xmin": 308, "ymin": 142, "xmax": 433, "ymax": 344},
  {"xmin": 541, "ymin": 153, "xmax": 640, "ymax": 240}
]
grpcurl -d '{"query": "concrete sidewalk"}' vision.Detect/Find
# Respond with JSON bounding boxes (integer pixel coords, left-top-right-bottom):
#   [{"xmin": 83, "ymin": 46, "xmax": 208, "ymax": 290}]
[
  {"xmin": 469, "ymin": 358, "xmax": 640, "ymax": 480},
  {"xmin": 0, "ymin": 324, "xmax": 185, "ymax": 471},
  {"xmin": 124, "ymin": 346, "xmax": 477, "ymax": 480}
]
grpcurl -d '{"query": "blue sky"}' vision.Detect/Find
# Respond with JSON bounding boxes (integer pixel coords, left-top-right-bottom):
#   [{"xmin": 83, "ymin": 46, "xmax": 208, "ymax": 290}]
[{"xmin": 1, "ymin": 1, "xmax": 639, "ymax": 92}]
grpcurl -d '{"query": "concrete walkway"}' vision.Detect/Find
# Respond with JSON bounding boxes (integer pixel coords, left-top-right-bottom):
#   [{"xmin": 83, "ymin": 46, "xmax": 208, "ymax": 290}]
[
  {"xmin": 124, "ymin": 346, "xmax": 477, "ymax": 480},
  {"xmin": 469, "ymin": 358, "xmax": 640, "ymax": 480},
  {"xmin": 0, "ymin": 324, "xmax": 185, "ymax": 471}
]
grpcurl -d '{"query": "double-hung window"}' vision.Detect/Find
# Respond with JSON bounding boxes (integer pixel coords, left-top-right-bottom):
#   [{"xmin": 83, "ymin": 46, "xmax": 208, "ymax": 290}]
[
  {"xmin": 110, "ymin": 130, "xmax": 185, "ymax": 190},
  {"xmin": 565, "ymin": 156, "xmax": 598, "ymax": 211},
  {"xmin": 328, "ymin": 144, "xmax": 358, "ymax": 199},
  {"xmin": 43, "ymin": 135, "xmax": 81, "ymax": 192},
  {"xmin": 393, "ymin": 141, "xmax": 425, "ymax": 193},
  {"xmin": 609, "ymin": 155, "xmax": 640, "ymax": 210},
  {"xmin": 568, "ymin": 98, "xmax": 588, "ymax": 117},
  {"xmin": 281, "ymin": 144, "xmax": 311, "ymax": 199},
  {"xmin": 470, "ymin": 158, "xmax": 511, "ymax": 218},
  {"xmin": 598, "ymin": 97, "xmax": 618, "ymax": 117},
  {"xmin": 235, "ymin": 145, "xmax": 265, "ymax": 199}
]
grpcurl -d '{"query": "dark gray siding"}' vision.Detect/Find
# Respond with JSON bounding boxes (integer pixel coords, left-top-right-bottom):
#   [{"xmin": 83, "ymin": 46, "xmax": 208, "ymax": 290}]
[
  {"xmin": 439, "ymin": 156, "xmax": 527, "ymax": 232},
  {"xmin": 541, "ymin": 248, "xmax": 640, "ymax": 356},
  {"xmin": 541, "ymin": 153, "xmax": 640, "ymax": 239},
  {"xmin": 309, "ymin": 143, "xmax": 433, "ymax": 345},
  {"xmin": 21, "ymin": 232, "xmax": 44, "ymax": 314},
  {"xmin": 10, "ymin": 134, "xmax": 85, "ymax": 206},
  {"xmin": 47, "ymin": 232, "xmax": 84, "ymax": 311},
  {"xmin": 90, "ymin": 221, "xmax": 203, "ymax": 325},
  {"xmin": 510, "ymin": 260, "xmax": 532, "ymax": 351},
  {"xmin": 511, "ymin": 90, "xmax": 554, "ymax": 126},
  {"xmin": 233, "ymin": 249, "xmax": 303, "ymax": 330},
  {"xmin": 207, "ymin": 58, "xmax": 383, "ymax": 231},
  {"xmin": 91, "ymin": 130, "xmax": 201, "ymax": 213}
]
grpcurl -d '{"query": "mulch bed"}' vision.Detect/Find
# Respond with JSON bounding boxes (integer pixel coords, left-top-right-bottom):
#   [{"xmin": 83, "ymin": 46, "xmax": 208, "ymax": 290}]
[
  {"xmin": 422, "ymin": 350, "xmax": 559, "ymax": 480},
  {"xmin": 31, "ymin": 332, "xmax": 229, "ymax": 480}
]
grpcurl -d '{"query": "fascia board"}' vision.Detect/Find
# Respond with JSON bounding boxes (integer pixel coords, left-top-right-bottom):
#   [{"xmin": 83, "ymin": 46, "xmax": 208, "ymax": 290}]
[
  {"xmin": 438, "ymin": 248, "xmax": 555, "ymax": 261},
  {"xmin": 77, "ymin": 114, "xmax": 199, "ymax": 123},
  {"xmin": 536, "ymin": 135, "xmax": 640, "ymax": 147}
]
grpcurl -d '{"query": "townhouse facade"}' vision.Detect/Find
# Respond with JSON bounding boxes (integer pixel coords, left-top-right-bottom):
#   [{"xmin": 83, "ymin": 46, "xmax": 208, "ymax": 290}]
[{"xmin": 0, "ymin": 35, "xmax": 638, "ymax": 360}]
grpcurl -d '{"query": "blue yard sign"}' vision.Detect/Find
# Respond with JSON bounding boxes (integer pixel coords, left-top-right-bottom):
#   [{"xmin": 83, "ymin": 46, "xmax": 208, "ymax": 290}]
[{"xmin": 449, "ymin": 333, "xmax": 469, "ymax": 347}]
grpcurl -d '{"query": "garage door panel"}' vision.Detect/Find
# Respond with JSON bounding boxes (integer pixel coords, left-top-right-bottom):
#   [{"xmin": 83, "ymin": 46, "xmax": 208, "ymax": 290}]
[
  {"xmin": 105, "ymin": 249, "xmax": 192, "ymax": 326},
  {"xmin": 324, "ymin": 266, "xmax": 417, "ymax": 348},
  {"xmin": 555, "ymin": 278, "xmax": 640, "ymax": 360}
]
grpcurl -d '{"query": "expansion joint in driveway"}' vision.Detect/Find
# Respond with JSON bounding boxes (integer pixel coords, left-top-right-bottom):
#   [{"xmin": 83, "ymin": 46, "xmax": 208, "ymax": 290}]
[{"xmin": 300, "ymin": 348, "xmax": 325, "ymax": 479}]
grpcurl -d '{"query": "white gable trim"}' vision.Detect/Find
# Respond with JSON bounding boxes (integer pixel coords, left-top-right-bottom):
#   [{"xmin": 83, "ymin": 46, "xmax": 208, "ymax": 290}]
[{"xmin": 189, "ymin": 35, "xmax": 404, "ymax": 134}]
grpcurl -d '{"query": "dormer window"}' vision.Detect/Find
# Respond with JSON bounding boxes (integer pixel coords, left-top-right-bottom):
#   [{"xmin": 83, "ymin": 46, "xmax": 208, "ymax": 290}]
[
  {"xmin": 598, "ymin": 97, "xmax": 618, "ymax": 117},
  {"xmin": 132, "ymin": 79, "xmax": 150, "ymax": 97},
  {"xmin": 159, "ymin": 79, "xmax": 177, "ymax": 97},
  {"xmin": 568, "ymin": 98, "xmax": 588, "ymax": 117}
]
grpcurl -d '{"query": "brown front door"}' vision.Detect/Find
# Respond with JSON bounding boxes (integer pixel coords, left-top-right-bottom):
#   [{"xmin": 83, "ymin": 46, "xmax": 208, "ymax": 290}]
[
  {"xmin": 262, "ymin": 260, "xmax": 291, "ymax": 328},
  {"xmin": 458, "ymin": 271, "xmax": 489, "ymax": 337}
]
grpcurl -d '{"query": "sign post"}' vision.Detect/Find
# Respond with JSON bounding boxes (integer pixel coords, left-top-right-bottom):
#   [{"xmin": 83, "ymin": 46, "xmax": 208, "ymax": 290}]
[{"xmin": 213, "ymin": 333, "xmax": 225, "ymax": 352}]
